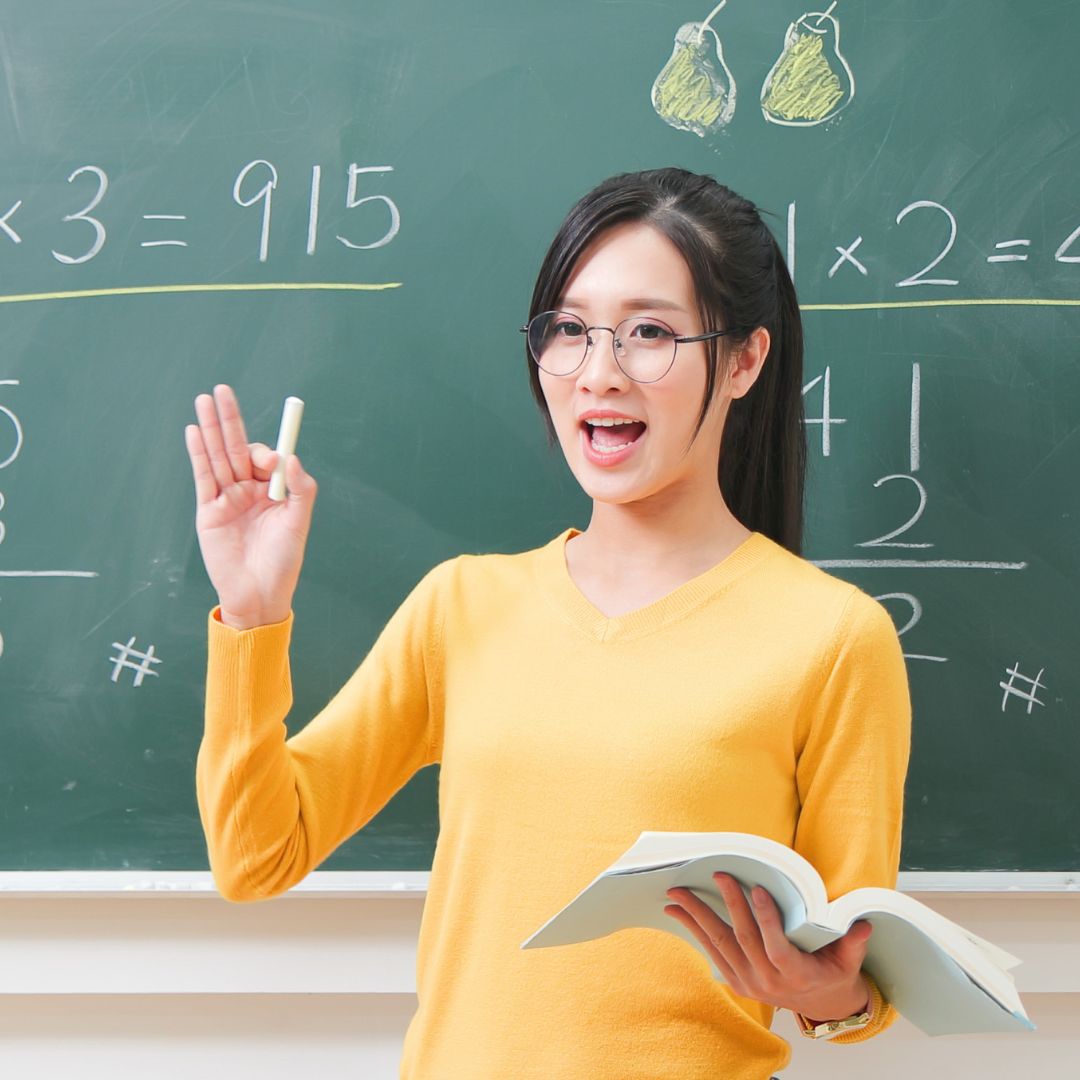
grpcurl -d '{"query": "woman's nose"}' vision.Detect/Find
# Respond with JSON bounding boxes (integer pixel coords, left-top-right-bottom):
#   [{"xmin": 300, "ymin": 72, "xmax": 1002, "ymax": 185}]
[{"xmin": 577, "ymin": 326, "xmax": 629, "ymax": 390}]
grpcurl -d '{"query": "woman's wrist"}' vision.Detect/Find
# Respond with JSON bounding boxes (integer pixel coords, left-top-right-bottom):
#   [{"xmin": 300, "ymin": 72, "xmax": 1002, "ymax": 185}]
[
  {"xmin": 218, "ymin": 606, "xmax": 290, "ymax": 631},
  {"xmin": 794, "ymin": 974, "xmax": 871, "ymax": 1025}
]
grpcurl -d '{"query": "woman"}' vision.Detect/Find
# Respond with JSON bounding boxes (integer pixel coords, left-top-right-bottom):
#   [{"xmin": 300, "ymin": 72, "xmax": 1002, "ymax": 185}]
[{"xmin": 186, "ymin": 167, "xmax": 911, "ymax": 1078}]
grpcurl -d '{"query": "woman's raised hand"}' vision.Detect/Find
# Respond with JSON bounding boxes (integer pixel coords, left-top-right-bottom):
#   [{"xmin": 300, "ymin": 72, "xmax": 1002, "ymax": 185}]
[{"xmin": 184, "ymin": 384, "xmax": 318, "ymax": 630}]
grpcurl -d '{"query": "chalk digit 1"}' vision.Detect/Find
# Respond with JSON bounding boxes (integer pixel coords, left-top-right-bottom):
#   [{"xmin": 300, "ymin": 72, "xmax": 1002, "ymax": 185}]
[
  {"xmin": 910, "ymin": 361, "xmax": 921, "ymax": 473},
  {"xmin": 786, "ymin": 201, "xmax": 796, "ymax": 282},
  {"xmin": 307, "ymin": 165, "xmax": 322, "ymax": 255},
  {"xmin": 233, "ymin": 160, "xmax": 279, "ymax": 263}
]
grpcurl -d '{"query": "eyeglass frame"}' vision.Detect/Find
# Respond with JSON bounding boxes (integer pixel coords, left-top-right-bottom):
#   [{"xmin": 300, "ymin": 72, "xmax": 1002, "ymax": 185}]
[{"xmin": 519, "ymin": 310, "xmax": 745, "ymax": 384}]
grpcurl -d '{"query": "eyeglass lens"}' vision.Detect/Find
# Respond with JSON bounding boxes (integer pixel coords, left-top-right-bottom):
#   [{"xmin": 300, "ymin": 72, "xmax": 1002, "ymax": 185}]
[{"xmin": 526, "ymin": 311, "xmax": 679, "ymax": 383}]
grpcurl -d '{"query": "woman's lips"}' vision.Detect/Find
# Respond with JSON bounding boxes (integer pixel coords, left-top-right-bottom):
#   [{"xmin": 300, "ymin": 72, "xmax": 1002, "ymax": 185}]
[{"xmin": 579, "ymin": 422, "xmax": 646, "ymax": 467}]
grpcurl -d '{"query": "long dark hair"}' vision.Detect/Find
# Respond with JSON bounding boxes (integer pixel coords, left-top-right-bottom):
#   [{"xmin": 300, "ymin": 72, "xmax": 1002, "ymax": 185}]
[{"xmin": 526, "ymin": 167, "xmax": 806, "ymax": 555}]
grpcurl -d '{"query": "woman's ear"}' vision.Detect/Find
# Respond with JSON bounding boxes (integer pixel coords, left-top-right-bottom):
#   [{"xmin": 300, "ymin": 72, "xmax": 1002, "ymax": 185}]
[{"xmin": 729, "ymin": 326, "xmax": 770, "ymax": 399}]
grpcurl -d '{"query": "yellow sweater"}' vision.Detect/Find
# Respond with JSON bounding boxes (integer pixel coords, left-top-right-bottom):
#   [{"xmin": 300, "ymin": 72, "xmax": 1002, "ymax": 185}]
[{"xmin": 197, "ymin": 528, "xmax": 911, "ymax": 1078}]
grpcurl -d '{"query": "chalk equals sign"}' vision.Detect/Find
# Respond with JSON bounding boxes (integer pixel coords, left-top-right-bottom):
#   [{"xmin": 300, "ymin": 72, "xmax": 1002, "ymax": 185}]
[
  {"xmin": 987, "ymin": 239, "xmax": 1030, "ymax": 263},
  {"xmin": 141, "ymin": 214, "xmax": 188, "ymax": 248}
]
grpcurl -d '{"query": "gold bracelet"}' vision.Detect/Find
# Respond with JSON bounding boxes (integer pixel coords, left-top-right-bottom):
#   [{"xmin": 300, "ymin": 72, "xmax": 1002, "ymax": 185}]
[
  {"xmin": 795, "ymin": 1008, "xmax": 872, "ymax": 1040},
  {"xmin": 794, "ymin": 975, "xmax": 880, "ymax": 1040}
]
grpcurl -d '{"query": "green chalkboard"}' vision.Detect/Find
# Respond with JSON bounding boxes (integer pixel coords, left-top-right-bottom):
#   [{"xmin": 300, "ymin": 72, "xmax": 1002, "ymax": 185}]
[{"xmin": 0, "ymin": 0, "xmax": 1076, "ymax": 873}]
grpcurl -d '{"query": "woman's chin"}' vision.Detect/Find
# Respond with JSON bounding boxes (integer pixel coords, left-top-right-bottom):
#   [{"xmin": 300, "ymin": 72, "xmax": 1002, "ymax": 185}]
[{"xmin": 571, "ymin": 468, "xmax": 657, "ymax": 508}]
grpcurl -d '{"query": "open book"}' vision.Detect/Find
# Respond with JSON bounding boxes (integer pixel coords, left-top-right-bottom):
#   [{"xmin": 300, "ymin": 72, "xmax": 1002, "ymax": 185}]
[{"xmin": 522, "ymin": 832, "xmax": 1034, "ymax": 1037}]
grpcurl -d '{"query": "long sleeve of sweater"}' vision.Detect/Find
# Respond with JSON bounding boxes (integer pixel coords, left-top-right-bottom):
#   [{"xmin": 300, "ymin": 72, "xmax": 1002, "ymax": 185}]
[
  {"xmin": 195, "ymin": 563, "xmax": 447, "ymax": 901},
  {"xmin": 792, "ymin": 589, "xmax": 913, "ymax": 1043}
]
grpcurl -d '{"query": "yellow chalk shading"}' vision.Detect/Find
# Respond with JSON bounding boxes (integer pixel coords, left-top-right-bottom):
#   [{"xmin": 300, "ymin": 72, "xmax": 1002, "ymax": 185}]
[
  {"xmin": 0, "ymin": 281, "xmax": 402, "ymax": 305},
  {"xmin": 762, "ymin": 32, "xmax": 844, "ymax": 123},
  {"xmin": 653, "ymin": 41, "xmax": 729, "ymax": 133}
]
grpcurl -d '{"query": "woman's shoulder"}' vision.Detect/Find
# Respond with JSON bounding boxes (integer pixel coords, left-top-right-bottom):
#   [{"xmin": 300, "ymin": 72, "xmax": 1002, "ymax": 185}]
[
  {"xmin": 748, "ymin": 532, "xmax": 895, "ymax": 638},
  {"xmin": 419, "ymin": 531, "xmax": 563, "ymax": 600}
]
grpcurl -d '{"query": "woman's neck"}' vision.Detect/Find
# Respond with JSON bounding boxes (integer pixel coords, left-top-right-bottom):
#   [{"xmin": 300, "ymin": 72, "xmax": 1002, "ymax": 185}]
[{"xmin": 569, "ymin": 488, "xmax": 751, "ymax": 584}]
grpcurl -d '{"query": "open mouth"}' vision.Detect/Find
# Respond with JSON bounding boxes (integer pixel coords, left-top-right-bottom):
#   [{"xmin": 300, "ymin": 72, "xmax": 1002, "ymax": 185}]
[{"xmin": 580, "ymin": 418, "xmax": 648, "ymax": 455}]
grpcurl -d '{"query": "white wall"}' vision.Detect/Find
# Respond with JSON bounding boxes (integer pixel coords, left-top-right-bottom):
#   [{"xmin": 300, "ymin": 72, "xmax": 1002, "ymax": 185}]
[{"xmin": 1, "ymin": 876, "xmax": 1076, "ymax": 1078}]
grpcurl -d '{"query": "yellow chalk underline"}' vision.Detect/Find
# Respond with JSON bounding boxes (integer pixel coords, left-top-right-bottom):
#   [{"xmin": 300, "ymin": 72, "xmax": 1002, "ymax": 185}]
[
  {"xmin": 0, "ymin": 284, "xmax": 1075, "ymax": 311},
  {"xmin": 801, "ymin": 298, "xmax": 1080, "ymax": 311},
  {"xmin": 0, "ymin": 282, "xmax": 402, "ymax": 304}
]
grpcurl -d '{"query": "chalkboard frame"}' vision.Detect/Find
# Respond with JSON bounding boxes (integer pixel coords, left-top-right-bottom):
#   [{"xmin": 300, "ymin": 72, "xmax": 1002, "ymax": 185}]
[{"xmin": 0, "ymin": 870, "xmax": 1077, "ymax": 896}]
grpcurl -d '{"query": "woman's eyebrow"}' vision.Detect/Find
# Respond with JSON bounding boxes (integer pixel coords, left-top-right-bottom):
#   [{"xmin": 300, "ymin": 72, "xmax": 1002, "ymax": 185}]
[{"xmin": 559, "ymin": 296, "xmax": 688, "ymax": 312}]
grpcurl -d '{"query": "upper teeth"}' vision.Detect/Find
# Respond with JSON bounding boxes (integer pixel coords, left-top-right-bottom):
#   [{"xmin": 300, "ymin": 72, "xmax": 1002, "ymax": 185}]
[{"xmin": 587, "ymin": 417, "xmax": 639, "ymax": 426}]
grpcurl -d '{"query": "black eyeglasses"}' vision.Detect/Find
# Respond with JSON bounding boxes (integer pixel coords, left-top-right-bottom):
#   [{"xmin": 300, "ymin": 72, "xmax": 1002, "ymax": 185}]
[{"xmin": 520, "ymin": 311, "xmax": 741, "ymax": 384}]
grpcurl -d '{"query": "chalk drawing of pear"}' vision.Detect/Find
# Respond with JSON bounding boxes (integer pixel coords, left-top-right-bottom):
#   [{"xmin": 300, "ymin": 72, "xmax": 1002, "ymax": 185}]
[
  {"xmin": 760, "ymin": 2, "xmax": 854, "ymax": 127},
  {"xmin": 652, "ymin": 1, "xmax": 737, "ymax": 138}
]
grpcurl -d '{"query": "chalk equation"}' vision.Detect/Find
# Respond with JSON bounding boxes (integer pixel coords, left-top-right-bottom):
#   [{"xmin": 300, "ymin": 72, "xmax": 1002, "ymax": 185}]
[
  {"xmin": 0, "ymin": 379, "xmax": 22, "ymax": 659},
  {"xmin": 786, "ymin": 200, "xmax": 1080, "ymax": 291},
  {"xmin": 0, "ymin": 379, "xmax": 99, "ymax": 661},
  {"xmin": 803, "ymin": 354, "xmax": 1032, "ymax": 695},
  {"xmin": 0, "ymin": 160, "xmax": 400, "ymax": 268}
]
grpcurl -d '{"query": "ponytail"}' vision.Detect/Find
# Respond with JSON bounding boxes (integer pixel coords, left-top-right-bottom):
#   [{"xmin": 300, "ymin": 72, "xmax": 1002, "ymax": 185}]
[{"xmin": 718, "ymin": 232, "xmax": 806, "ymax": 554}]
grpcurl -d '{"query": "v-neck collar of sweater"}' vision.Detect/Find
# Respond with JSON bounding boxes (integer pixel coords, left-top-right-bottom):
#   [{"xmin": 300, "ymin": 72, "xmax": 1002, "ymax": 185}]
[{"xmin": 537, "ymin": 526, "xmax": 772, "ymax": 644}]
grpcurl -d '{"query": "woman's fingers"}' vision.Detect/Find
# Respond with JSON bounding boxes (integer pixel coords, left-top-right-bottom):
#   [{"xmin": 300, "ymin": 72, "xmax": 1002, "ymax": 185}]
[
  {"xmin": 193, "ymin": 387, "xmax": 314, "ymax": 502},
  {"xmin": 283, "ymin": 453, "xmax": 318, "ymax": 519},
  {"xmin": 747, "ymin": 883, "xmax": 805, "ymax": 971},
  {"xmin": 185, "ymin": 423, "xmax": 219, "ymax": 505},
  {"xmin": 248, "ymin": 446, "xmax": 317, "ymax": 508},
  {"xmin": 213, "ymin": 384, "xmax": 253, "ymax": 482},
  {"xmin": 194, "ymin": 392, "xmax": 237, "ymax": 492},
  {"xmin": 249, "ymin": 442, "xmax": 278, "ymax": 479},
  {"xmin": 665, "ymin": 885, "xmax": 750, "ymax": 983},
  {"xmin": 246, "ymin": 445, "xmax": 317, "ymax": 515},
  {"xmin": 665, "ymin": 878, "xmax": 874, "ymax": 1016},
  {"xmin": 713, "ymin": 873, "xmax": 779, "ymax": 975},
  {"xmin": 665, "ymin": 875, "xmax": 781, "ymax": 989},
  {"xmin": 664, "ymin": 901, "xmax": 740, "ymax": 983}
]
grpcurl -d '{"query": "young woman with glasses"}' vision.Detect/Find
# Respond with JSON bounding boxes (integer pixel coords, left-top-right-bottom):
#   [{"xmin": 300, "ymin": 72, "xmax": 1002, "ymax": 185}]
[{"xmin": 186, "ymin": 167, "xmax": 910, "ymax": 1078}]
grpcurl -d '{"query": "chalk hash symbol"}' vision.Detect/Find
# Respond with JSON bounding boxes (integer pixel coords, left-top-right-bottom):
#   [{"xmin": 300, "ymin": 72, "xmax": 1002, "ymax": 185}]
[
  {"xmin": 999, "ymin": 663, "xmax": 1046, "ymax": 715},
  {"xmin": 109, "ymin": 636, "xmax": 162, "ymax": 687}
]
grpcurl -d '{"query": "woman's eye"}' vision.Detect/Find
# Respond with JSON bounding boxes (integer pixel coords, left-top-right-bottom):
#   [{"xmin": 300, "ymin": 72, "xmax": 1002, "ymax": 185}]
[
  {"xmin": 554, "ymin": 320, "xmax": 585, "ymax": 338},
  {"xmin": 630, "ymin": 321, "xmax": 673, "ymax": 341}
]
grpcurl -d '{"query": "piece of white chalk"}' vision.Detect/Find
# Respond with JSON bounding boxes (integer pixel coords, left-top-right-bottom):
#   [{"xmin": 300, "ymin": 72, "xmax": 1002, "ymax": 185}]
[{"xmin": 268, "ymin": 396, "xmax": 304, "ymax": 501}]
